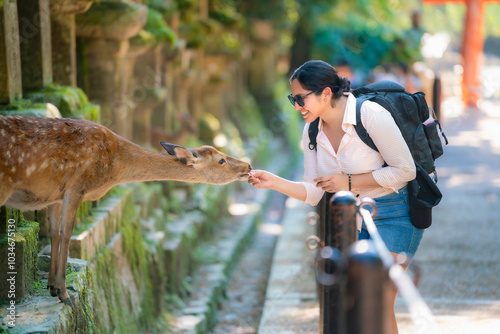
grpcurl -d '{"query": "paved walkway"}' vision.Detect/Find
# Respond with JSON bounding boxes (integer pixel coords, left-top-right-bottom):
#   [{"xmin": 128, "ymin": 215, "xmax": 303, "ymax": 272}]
[
  {"xmin": 257, "ymin": 196, "xmax": 319, "ymax": 334},
  {"xmin": 258, "ymin": 99, "xmax": 500, "ymax": 333},
  {"xmin": 396, "ymin": 99, "xmax": 500, "ymax": 333}
]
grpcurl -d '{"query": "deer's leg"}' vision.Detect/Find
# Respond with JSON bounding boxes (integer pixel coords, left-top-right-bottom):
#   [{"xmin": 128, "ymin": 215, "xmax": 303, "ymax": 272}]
[
  {"xmin": 54, "ymin": 190, "xmax": 83, "ymax": 306},
  {"xmin": 47, "ymin": 203, "xmax": 62, "ymax": 297}
]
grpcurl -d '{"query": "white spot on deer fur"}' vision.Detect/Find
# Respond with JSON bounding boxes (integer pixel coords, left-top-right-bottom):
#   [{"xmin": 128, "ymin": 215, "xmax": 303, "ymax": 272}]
[
  {"xmin": 26, "ymin": 163, "xmax": 36, "ymax": 177},
  {"xmin": 11, "ymin": 136, "xmax": 16, "ymax": 143},
  {"xmin": 40, "ymin": 160, "xmax": 49, "ymax": 169},
  {"xmin": 1, "ymin": 129, "xmax": 5, "ymax": 136},
  {"xmin": 18, "ymin": 157, "xmax": 23, "ymax": 163},
  {"xmin": 6, "ymin": 151, "xmax": 11, "ymax": 158},
  {"xmin": 11, "ymin": 166, "xmax": 16, "ymax": 173}
]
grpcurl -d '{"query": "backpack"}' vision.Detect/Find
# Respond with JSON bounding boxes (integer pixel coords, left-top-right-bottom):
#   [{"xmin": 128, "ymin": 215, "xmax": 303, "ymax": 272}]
[{"xmin": 307, "ymin": 80, "xmax": 449, "ymax": 229}]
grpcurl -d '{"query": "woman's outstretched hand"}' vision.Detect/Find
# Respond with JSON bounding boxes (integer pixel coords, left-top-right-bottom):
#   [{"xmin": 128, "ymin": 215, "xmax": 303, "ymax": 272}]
[{"xmin": 247, "ymin": 170, "xmax": 274, "ymax": 189}]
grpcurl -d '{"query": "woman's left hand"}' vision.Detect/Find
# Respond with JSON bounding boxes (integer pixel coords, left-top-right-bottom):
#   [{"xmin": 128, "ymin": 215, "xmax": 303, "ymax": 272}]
[{"xmin": 313, "ymin": 174, "xmax": 349, "ymax": 193}]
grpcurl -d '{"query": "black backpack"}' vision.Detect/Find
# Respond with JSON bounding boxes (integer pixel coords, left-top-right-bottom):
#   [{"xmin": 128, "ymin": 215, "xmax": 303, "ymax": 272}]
[{"xmin": 308, "ymin": 80, "xmax": 449, "ymax": 229}]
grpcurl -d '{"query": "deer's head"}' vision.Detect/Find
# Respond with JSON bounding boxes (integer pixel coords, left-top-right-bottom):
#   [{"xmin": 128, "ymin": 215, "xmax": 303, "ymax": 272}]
[{"xmin": 160, "ymin": 142, "xmax": 252, "ymax": 185}]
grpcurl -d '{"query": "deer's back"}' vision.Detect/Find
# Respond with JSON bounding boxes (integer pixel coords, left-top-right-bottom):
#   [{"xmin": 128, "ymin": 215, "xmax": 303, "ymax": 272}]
[{"xmin": 1, "ymin": 116, "xmax": 122, "ymax": 206}]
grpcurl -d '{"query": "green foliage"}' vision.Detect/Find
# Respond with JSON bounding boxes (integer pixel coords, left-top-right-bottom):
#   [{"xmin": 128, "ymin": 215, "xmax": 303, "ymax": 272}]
[
  {"xmin": 310, "ymin": 0, "xmax": 420, "ymax": 72},
  {"xmin": 209, "ymin": 0, "xmax": 243, "ymax": 28},
  {"xmin": 485, "ymin": 4, "xmax": 500, "ymax": 37},
  {"xmin": 144, "ymin": 8, "xmax": 177, "ymax": 45},
  {"xmin": 421, "ymin": 3, "xmax": 465, "ymax": 49},
  {"xmin": 273, "ymin": 78, "xmax": 303, "ymax": 160},
  {"xmin": 179, "ymin": 20, "xmax": 214, "ymax": 48},
  {"xmin": 149, "ymin": 0, "xmax": 177, "ymax": 15},
  {"xmin": 238, "ymin": 0, "xmax": 288, "ymax": 21},
  {"xmin": 175, "ymin": 0, "xmax": 197, "ymax": 11}
]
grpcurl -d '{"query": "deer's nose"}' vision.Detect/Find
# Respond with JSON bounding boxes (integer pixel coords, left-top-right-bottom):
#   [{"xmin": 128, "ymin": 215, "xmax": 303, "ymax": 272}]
[{"xmin": 248, "ymin": 165, "xmax": 252, "ymax": 172}]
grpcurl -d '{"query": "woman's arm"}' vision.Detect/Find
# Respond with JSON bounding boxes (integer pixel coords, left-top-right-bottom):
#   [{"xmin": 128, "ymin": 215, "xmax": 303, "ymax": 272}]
[
  {"xmin": 314, "ymin": 172, "xmax": 380, "ymax": 193},
  {"xmin": 248, "ymin": 170, "xmax": 308, "ymax": 202},
  {"xmin": 362, "ymin": 101, "xmax": 416, "ymax": 189}
]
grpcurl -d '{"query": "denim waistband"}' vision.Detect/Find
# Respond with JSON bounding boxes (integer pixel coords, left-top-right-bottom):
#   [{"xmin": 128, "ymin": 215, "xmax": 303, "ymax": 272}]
[{"xmin": 374, "ymin": 186, "xmax": 408, "ymax": 203}]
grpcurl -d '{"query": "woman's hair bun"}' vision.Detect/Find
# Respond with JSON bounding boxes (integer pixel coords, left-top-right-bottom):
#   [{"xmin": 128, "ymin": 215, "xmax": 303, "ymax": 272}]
[
  {"xmin": 290, "ymin": 60, "xmax": 351, "ymax": 99},
  {"xmin": 339, "ymin": 77, "xmax": 351, "ymax": 93}
]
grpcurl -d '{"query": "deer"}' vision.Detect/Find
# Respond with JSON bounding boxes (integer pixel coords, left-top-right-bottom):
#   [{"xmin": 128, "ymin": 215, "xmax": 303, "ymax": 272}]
[{"xmin": 0, "ymin": 115, "xmax": 252, "ymax": 306}]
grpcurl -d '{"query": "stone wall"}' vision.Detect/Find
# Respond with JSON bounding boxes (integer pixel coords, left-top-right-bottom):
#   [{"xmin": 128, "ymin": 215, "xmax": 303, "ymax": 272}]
[{"xmin": 0, "ymin": 0, "xmax": 289, "ymax": 332}]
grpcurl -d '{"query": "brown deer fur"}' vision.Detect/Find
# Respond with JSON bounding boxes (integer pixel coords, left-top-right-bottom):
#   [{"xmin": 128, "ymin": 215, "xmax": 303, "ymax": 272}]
[{"xmin": 0, "ymin": 116, "xmax": 251, "ymax": 306}]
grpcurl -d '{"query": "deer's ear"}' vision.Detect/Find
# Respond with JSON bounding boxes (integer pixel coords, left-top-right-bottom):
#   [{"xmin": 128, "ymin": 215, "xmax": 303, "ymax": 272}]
[{"xmin": 160, "ymin": 142, "xmax": 198, "ymax": 165}]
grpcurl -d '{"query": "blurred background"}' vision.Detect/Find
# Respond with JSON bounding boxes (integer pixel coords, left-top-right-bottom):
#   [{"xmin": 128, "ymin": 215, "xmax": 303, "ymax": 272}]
[{"xmin": 1, "ymin": 0, "xmax": 499, "ymax": 333}]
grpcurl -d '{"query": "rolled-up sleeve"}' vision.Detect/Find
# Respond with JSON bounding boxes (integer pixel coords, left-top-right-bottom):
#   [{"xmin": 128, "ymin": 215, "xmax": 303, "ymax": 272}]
[
  {"xmin": 299, "ymin": 124, "xmax": 325, "ymax": 206},
  {"xmin": 362, "ymin": 102, "xmax": 416, "ymax": 192}
]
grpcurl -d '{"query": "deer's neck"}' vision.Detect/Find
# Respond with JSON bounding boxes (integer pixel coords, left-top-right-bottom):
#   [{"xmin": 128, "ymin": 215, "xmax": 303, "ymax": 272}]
[{"xmin": 116, "ymin": 142, "xmax": 199, "ymax": 184}]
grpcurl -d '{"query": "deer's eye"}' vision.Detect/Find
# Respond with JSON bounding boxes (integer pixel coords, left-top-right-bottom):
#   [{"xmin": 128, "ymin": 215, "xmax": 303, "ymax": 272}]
[{"xmin": 218, "ymin": 158, "xmax": 226, "ymax": 165}]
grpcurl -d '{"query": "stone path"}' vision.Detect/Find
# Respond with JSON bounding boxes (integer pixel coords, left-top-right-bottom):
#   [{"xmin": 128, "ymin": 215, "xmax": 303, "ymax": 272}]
[{"xmin": 396, "ymin": 99, "xmax": 500, "ymax": 333}]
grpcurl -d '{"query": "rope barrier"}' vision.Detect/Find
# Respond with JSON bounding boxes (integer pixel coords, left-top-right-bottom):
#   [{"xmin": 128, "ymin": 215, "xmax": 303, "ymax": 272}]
[{"xmin": 359, "ymin": 206, "xmax": 443, "ymax": 334}]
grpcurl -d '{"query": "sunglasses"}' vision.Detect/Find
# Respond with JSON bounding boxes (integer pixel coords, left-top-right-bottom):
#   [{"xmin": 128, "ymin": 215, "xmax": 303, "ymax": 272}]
[{"xmin": 287, "ymin": 89, "xmax": 322, "ymax": 107}]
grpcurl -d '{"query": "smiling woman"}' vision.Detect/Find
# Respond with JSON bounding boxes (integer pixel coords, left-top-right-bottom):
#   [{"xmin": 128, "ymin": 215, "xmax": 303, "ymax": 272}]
[
  {"xmin": 248, "ymin": 60, "xmax": 421, "ymax": 334},
  {"xmin": 288, "ymin": 88, "xmax": 322, "ymax": 107}
]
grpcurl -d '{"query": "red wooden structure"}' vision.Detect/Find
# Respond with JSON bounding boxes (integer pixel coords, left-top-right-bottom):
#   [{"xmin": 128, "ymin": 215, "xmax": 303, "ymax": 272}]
[{"xmin": 424, "ymin": 0, "xmax": 499, "ymax": 107}]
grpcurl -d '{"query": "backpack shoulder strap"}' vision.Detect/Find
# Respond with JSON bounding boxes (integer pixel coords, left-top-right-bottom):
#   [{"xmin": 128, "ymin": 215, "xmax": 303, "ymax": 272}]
[
  {"xmin": 354, "ymin": 96, "xmax": 378, "ymax": 152},
  {"xmin": 308, "ymin": 117, "xmax": 320, "ymax": 151}
]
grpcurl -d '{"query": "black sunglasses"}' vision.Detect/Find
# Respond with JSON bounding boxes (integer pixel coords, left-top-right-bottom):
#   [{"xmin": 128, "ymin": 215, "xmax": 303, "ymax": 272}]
[{"xmin": 288, "ymin": 89, "xmax": 322, "ymax": 107}]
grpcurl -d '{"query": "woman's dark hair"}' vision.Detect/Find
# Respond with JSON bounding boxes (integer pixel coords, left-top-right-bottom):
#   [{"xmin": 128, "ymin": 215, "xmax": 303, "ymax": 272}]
[{"xmin": 289, "ymin": 60, "xmax": 351, "ymax": 99}]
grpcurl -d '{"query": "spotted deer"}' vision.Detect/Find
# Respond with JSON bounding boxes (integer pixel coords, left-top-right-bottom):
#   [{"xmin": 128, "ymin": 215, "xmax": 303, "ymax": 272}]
[{"xmin": 0, "ymin": 116, "xmax": 252, "ymax": 306}]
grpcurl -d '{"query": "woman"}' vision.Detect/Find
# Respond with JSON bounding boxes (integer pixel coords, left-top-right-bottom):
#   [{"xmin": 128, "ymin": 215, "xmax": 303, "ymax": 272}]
[{"xmin": 248, "ymin": 60, "xmax": 423, "ymax": 334}]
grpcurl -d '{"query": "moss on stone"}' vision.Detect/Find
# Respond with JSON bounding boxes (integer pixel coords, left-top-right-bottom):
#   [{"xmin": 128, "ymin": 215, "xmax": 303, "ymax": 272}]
[
  {"xmin": 121, "ymin": 208, "xmax": 156, "ymax": 326},
  {"xmin": 93, "ymin": 250, "xmax": 136, "ymax": 333},
  {"xmin": 129, "ymin": 29, "xmax": 157, "ymax": 47},
  {"xmin": 26, "ymin": 84, "xmax": 98, "ymax": 120},
  {"xmin": 76, "ymin": 201, "xmax": 93, "ymax": 221},
  {"xmin": 145, "ymin": 8, "xmax": 177, "ymax": 45},
  {"xmin": 86, "ymin": 201, "xmax": 155, "ymax": 332},
  {"xmin": 0, "ymin": 211, "xmax": 39, "ymax": 302},
  {"xmin": 0, "ymin": 98, "xmax": 61, "ymax": 118},
  {"xmin": 76, "ymin": 2, "xmax": 143, "ymax": 28},
  {"xmin": 71, "ymin": 214, "xmax": 95, "ymax": 237},
  {"xmin": 70, "ymin": 265, "xmax": 97, "ymax": 333}
]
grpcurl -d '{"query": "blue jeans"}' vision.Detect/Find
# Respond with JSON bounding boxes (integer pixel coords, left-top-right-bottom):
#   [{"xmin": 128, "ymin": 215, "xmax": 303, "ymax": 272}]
[{"xmin": 358, "ymin": 186, "xmax": 424, "ymax": 258}]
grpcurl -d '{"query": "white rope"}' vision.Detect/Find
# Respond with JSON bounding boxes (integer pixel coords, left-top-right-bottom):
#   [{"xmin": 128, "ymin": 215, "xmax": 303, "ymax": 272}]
[{"xmin": 359, "ymin": 208, "xmax": 443, "ymax": 334}]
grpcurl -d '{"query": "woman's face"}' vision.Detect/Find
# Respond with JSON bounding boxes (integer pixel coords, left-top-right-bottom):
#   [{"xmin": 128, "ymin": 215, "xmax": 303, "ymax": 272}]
[{"xmin": 290, "ymin": 79, "xmax": 325, "ymax": 124}]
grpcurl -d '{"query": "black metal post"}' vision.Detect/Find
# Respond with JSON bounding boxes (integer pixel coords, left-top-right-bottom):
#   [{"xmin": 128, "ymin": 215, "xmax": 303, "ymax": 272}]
[
  {"xmin": 432, "ymin": 76, "xmax": 442, "ymax": 122},
  {"xmin": 346, "ymin": 240, "xmax": 387, "ymax": 334},
  {"xmin": 317, "ymin": 191, "xmax": 358, "ymax": 334}
]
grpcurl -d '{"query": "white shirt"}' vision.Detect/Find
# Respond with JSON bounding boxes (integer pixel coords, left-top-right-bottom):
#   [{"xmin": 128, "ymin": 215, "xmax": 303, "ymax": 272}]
[{"xmin": 300, "ymin": 93, "xmax": 416, "ymax": 206}]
